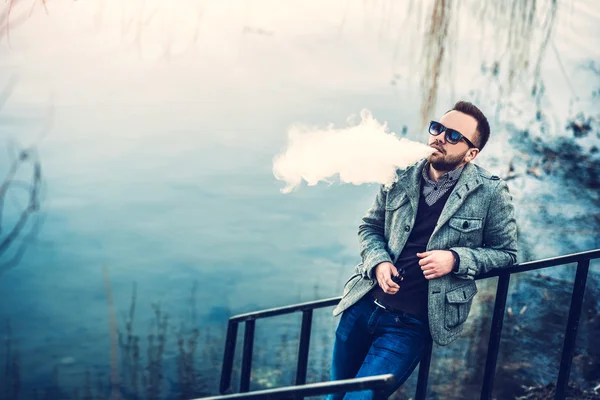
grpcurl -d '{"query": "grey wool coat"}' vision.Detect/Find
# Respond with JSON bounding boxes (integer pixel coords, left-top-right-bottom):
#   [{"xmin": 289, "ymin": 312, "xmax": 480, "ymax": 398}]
[{"xmin": 332, "ymin": 158, "xmax": 518, "ymax": 346}]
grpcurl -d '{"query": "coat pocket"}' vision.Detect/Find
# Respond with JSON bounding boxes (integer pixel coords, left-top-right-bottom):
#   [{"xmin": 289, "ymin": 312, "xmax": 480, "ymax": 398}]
[
  {"xmin": 449, "ymin": 216, "xmax": 484, "ymax": 246},
  {"xmin": 444, "ymin": 282, "xmax": 478, "ymax": 330},
  {"xmin": 449, "ymin": 217, "xmax": 483, "ymax": 232}
]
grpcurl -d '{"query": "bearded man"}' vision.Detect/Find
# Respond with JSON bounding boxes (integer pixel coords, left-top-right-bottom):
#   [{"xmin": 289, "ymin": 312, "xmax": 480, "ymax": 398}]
[{"xmin": 327, "ymin": 101, "xmax": 518, "ymax": 400}]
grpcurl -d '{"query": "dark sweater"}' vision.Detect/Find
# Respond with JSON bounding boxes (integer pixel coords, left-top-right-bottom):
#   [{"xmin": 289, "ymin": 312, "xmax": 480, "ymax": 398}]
[{"xmin": 371, "ymin": 179, "xmax": 456, "ymax": 322}]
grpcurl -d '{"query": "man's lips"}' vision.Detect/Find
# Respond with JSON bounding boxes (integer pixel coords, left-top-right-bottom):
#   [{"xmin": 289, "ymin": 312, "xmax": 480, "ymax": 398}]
[{"xmin": 431, "ymin": 145, "xmax": 444, "ymax": 154}]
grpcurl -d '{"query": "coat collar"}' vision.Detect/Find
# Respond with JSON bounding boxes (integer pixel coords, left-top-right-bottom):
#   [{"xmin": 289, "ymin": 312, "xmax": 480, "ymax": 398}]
[{"xmin": 393, "ymin": 158, "xmax": 483, "ymax": 230}]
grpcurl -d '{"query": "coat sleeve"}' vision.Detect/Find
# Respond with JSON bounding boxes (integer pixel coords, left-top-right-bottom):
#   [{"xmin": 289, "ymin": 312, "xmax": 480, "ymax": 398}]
[
  {"xmin": 450, "ymin": 180, "xmax": 518, "ymax": 279},
  {"xmin": 357, "ymin": 185, "xmax": 393, "ymax": 279}
]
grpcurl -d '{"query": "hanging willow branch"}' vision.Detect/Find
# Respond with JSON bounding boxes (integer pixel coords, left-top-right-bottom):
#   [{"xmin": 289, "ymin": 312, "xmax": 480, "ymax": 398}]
[
  {"xmin": 0, "ymin": 0, "xmax": 47, "ymax": 45},
  {"xmin": 421, "ymin": 0, "xmax": 452, "ymax": 128},
  {"xmin": 420, "ymin": 0, "xmax": 559, "ymax": 125}
]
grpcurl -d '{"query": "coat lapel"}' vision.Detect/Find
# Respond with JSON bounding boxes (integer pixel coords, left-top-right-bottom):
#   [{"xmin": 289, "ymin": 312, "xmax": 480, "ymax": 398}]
[{"xmin": 392, "ymin": 158, "xmax": 427, "ymax": 212}]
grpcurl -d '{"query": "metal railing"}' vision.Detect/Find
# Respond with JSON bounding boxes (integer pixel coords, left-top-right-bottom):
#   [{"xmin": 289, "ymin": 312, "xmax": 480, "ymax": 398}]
[
  {"xmin": 209, "ymin": 249, "xmax": 600, "ymax": 400},
  {"xmin": 196, "ymin": 374, "xmax": 394, "ymax": 400}
]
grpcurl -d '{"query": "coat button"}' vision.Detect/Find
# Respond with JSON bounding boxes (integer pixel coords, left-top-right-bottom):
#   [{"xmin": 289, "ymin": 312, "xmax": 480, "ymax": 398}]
[
  {"xmin": 404, "ymin": 225, "xmax": 410, "ymax": 232},
  {"xmin": 463, "ymin": 221, "xmax": 469, "ymax": 228}
]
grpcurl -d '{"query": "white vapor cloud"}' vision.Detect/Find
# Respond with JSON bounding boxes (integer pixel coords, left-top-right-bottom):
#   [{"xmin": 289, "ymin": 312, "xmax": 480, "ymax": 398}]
[{"xmin": 273, "ymin": 110, "xmax": 435, "ymax": 193}]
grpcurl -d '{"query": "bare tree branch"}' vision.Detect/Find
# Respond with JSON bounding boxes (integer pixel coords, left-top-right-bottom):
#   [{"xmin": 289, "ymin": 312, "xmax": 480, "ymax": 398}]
[
  {"xmin": 0, "ymin": 75, "xmax": 46, "ymax": 275},
  {"xmin": 0, "ymin": 212, "xmax": 44, "ymax": 277}
]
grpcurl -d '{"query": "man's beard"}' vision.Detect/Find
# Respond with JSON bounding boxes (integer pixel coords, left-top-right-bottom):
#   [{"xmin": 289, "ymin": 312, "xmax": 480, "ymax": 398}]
[{"xmin": 427, "ymin": 150, "xmax": 466, "ymax": 172}]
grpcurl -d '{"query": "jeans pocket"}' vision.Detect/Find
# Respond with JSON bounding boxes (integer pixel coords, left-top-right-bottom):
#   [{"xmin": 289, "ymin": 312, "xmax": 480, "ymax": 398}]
[{"xmin": 392, "ymin": 313, "xmax": 426, "ymax": 332}]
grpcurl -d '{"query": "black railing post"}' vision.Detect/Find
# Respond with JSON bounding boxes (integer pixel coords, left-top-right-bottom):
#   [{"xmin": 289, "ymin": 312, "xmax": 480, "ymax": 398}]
[
  {"xmin": 415, "ymin": 338, "xmax": 433, "ymax": 400},
  {"xmin": 480, "ymin": 273, "xmax": 511, "ymax": 400},
  {"xmin": 555, "ymin": 259, "xmax": 590, "ymax": 400},
  {"xmin": 295, "ymin": 309, "xmax": 313, "ymax": 387},
  {"xmin": 240, "ymin": 320, "xmax": 256, "ymax": 393},
  {"xmin": 220, "ymin": 320, "xmax": 239, "ymax": 394}
]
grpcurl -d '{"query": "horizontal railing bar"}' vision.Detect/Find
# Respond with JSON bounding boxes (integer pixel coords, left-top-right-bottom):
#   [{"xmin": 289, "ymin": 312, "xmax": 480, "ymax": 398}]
[
  {"xmin": 477, "ymin": 249, "xmax": 600, "ymax": 279},
  {"xmin": 229, "ymin": 250, "xmax": 599, "ymax": 322},
  {"xmin": 193, "ymin": 374, "xmax": 394, "ymax": 400},
  {"xmin": 230, "ymin": 297, "xmax": 341, "ymax": 322}
]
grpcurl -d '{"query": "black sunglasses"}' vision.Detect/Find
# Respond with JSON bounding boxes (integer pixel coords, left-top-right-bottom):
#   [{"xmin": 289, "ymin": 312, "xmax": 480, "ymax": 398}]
[{"xmin": 429, "ymin": 121, "xmax": 478, "ymax": 149}]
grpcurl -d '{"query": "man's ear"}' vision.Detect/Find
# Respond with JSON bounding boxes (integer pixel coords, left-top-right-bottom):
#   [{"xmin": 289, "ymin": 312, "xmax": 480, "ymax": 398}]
[{"xmin": 467, "ymin": 148, "xmax": 479, "ymax": 162}]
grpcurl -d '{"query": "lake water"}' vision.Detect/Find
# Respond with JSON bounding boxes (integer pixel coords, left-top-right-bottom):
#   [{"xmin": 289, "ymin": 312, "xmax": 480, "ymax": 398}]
[{"xmin": 0, "ymin": 1, "xmax": 599, "ymax": 399}]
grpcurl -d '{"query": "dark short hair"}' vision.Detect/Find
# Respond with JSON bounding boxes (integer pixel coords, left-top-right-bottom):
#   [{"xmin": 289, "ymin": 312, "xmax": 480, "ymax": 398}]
[{"xmin": 448, "ymin": 101, "xmax": 490, "ymax": 151}]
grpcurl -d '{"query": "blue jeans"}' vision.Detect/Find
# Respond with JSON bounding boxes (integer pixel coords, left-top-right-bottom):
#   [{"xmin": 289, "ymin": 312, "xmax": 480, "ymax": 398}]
[{"xmin": 326, "ymin": 295, "xmax": 432, "ymax": 400}]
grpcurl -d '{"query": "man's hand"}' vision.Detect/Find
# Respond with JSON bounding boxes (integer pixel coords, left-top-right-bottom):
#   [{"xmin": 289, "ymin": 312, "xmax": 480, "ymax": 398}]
[
  {"xmin": 375, "ymin": 262, "xmax": 403, "ymax": 294},
  {"xmin": 417, "ymin": 250, "xmax": 455, "ymax": 280}
]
